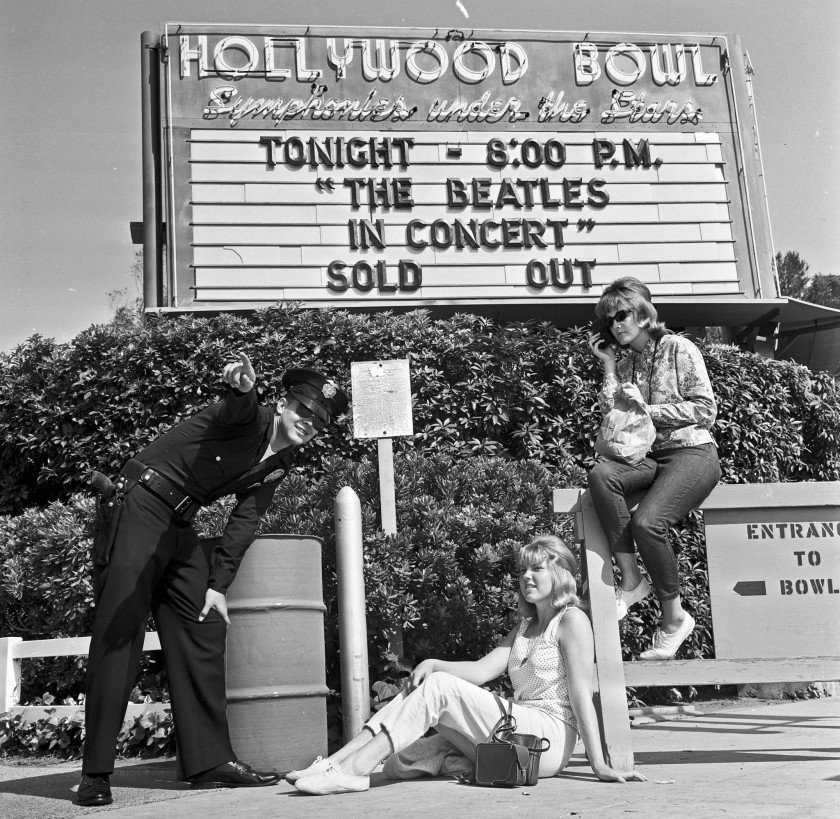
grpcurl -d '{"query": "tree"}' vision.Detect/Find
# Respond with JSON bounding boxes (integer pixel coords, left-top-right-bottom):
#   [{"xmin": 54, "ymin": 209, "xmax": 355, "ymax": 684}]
[
  {"xmin": 806, "ymin": 274, "xmax": 840, "ymax": 310},
  {"xmin": 106, "ymin": 250, "xmax": 145, "ymax": 329},
  {"xmin": 775, "ymin": 250, "xmax": 840, "ymax": 310},
  {"xmin": 775, "ymin": 251, "xmax": 810, "ymax": 299}
]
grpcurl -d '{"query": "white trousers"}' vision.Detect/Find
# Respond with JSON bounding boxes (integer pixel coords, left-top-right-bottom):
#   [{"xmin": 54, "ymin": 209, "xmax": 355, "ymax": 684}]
[{"xmin": 364, "ymin": 672, "xmax": 577, "ymax": 777}]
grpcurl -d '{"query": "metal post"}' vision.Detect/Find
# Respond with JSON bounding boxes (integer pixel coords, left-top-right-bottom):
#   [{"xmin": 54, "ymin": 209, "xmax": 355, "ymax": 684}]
[
  {"xmin": 334, "ymin": 486, "xmax": 370, "ymax": 740},
  {"xmin": 377, "ymin": 437, "xmax": 404, "ymax": 659},
  {"xmin": 140, "ymin": 31, "xmax": 163, "ymax": 308},
  {"xmin": 377, "ymin": 438, "xmax": 398, "ymax": 535}
]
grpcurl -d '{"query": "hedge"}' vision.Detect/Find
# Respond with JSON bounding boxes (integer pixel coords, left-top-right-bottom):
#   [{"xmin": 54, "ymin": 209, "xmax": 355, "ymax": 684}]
[
  {"xmin": 1, "ymin": 307, "xmax": 839, "ymax": 749},
  {"xmin": 0, "ymin": 707, "xmax": 174, "ymax": 760},
  {"xmin": 2, "ymin": 307, "xmax": 837, "ymax": 516},
  {"xmin": 1, "ymin": 454, "xmax": 575, "ymax": 701}
]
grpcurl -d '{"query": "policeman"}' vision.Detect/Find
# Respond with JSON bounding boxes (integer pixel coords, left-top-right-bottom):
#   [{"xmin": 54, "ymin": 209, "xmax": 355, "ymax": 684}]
[{"xmin": 77, "ymin": 354, "xmax": 348, "ymax": 807}]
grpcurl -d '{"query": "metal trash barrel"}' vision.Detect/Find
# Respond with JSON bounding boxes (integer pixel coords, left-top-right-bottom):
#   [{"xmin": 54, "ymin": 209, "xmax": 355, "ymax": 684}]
[{"xmin": 223, "ymin": 534, "xmax": 328, "ymax": 772}]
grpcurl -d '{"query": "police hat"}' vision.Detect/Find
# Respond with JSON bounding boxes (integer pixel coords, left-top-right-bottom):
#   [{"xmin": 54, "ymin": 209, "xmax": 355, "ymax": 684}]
[{"xmin": 281, "ymin": 368, "xmax": 348, "ymax": 425}]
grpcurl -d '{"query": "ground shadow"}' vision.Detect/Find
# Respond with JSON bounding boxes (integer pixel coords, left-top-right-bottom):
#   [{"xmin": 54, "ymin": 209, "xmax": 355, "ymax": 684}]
[
  {"xmin": 634, "ymin": 712, "xmax": 838, "ymax": 736},
  {"xmin": 634, "ymin": 747, "xmax": 840, "ymax": 765},
  {"xmin": 0, "ymin": 760, "xmax": 188, "ymax": 803}
]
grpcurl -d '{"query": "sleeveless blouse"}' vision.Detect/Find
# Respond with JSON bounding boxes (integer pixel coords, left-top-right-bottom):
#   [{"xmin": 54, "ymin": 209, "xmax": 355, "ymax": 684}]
[{"xmin": 507, "ymin": 609, "xmax": 577, "ymax": 732}]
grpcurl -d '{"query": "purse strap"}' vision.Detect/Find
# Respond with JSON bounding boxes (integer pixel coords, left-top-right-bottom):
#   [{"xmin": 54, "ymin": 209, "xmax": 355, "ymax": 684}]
[
  {"xmin": 490, "ymin": 699, "xmax": 516, "ymax": 742},
  {"xmin": 489, "ymin": 700, "xmax": 550, "ymax": 755}
]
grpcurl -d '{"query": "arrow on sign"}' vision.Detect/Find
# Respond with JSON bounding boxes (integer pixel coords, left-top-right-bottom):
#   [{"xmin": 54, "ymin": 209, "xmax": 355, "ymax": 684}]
[{"xmin": 733, "ymin": 580, "xmax": 767, "ymax": 596}]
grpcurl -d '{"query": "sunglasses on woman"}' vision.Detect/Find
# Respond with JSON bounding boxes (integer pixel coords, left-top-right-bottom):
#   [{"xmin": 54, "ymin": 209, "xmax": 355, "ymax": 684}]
[{"xmin": 605, "ymin": 309, "xmax": 631, "ymax": 326}]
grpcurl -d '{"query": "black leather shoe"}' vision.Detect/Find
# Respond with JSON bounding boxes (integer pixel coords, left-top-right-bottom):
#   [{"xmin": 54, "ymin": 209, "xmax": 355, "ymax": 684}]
[
  {"xmin": 189, "ymin": 760, "xmax": 281, "ymax": 788},
  {"xmin": 76, "ymin": 774, "xmax": 112, "ymax": 806}
]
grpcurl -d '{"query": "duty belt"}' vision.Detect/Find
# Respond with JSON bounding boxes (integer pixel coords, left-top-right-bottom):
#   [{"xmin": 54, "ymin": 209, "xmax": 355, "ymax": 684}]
[{"xmin": 121, "ymin": 458, "xmax": 201, "ymax": 521}]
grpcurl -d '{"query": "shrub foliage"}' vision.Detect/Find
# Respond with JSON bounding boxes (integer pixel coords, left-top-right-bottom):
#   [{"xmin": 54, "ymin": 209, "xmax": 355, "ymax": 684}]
[
  {"xmin": 1, "ymin": 307, "xmax": 839, "ymax": 752},
  {"xmin": 0, "ymin": 708, "xmax": 174, "ymax": 760},
  {"xmin": 3, "ymin": 307, "xmax": 836, "ymax": 515}
]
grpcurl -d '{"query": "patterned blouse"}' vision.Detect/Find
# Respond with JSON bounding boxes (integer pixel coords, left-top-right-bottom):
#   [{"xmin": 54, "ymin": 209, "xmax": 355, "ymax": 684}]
[
  {"xmin": 599, "ymin": 333, "xmax": 717, "ymax": 452},
  {"xmin": 507, "ymin": 609, "xmax": 577, "ymax": 732}
]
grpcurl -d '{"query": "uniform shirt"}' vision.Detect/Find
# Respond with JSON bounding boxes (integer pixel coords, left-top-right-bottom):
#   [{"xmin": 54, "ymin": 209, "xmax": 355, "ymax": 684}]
[
  {"xmin": 137, "ymin": 387, "xmax": 293, "ymax": 593},
  {"xmin": 599, "ymin": 333, "xmax": 717, "ymax": 452},
  {"xmin": 507, "ymin": 609, "xmax": 577, "ymax": 731}
]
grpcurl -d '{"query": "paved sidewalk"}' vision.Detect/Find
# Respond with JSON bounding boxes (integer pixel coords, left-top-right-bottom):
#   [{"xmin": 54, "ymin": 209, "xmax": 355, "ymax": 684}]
[{"xmin": 2, "ymin": 697, "xmax": 838, "ymax": 818}]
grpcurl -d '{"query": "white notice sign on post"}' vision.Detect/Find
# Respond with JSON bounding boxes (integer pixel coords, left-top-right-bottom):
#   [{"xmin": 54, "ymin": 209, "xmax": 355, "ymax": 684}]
[{"xmin": 350, "ymin": 359, "xmax": 413, "ymax": 440}]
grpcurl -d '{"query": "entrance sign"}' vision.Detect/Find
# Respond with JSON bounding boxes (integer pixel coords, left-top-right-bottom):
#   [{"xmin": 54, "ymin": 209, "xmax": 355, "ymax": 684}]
[
  {"xmin": 149, "ymin": 25, "xmax": 775, "ymax": 313},
  {"xmin": 704, "ymin": 484, "xmax": 840, "ymax": 660},
  {"xmin": 350, "ymin": 359, "xmax": 413, "ymax": 439},
  {"xmin": 554, "ymin": 482, "xmax": 840, "ymax": 771}
]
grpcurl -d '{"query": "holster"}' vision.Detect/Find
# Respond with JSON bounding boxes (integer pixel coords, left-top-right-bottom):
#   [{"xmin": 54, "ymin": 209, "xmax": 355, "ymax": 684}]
[{"xmin": 91, "ymin": 471, "xmax": 126, "ymax": 567}]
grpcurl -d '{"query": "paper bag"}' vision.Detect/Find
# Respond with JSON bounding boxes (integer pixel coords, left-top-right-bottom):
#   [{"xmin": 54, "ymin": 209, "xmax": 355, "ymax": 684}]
[{"xmin": 594, "ymin": 395, "xmax": 656, "ymax": 465}]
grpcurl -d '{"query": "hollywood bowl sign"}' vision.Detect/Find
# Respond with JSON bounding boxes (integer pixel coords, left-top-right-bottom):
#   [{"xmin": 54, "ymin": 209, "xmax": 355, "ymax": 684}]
[{"xmin": 144, "ymin": 25, "xmax": 775, "ymax": 318}]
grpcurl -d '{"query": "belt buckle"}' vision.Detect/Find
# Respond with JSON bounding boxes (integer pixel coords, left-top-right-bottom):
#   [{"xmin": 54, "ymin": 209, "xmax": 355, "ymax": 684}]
[{"xmin": 174, "ymin": 496, "xmax": 192, "ymax": 515}]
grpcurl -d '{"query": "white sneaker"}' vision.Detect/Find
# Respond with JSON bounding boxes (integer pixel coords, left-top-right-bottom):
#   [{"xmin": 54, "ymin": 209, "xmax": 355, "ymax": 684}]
[
  {"xmin": 295, "ymin": 763, "xmax": 370, "ymax": 795},
  {"xmin": 615, "ymin": 577, "xmax": 651, "ymax": 620},
  {"xmin": 285, "ymin": 756, "xmax": 329, "ymax": 784},
  {"xmin": 640, "ymin": 614, "xmax": 696, "ymax": 660}
]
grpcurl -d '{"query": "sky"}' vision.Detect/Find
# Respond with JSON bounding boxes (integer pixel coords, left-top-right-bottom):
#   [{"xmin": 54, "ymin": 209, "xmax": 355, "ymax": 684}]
[{"xmin": 2, "ymin": 0, "xmax": 838, "ymax": 351}]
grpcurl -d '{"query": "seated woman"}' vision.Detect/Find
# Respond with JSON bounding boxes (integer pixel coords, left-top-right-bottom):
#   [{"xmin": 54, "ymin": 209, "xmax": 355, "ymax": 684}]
[
  {"xmin": 289, "ymin": 535, "xmax": 645, "ymax": 795},
  {"xmin": 587, "ymin": 276, "xmax": 721, "ymax": 659}
]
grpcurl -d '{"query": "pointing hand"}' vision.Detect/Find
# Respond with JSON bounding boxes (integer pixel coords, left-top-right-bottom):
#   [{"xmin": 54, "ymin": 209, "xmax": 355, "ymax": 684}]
[{"xmin": 222, "ymin": 352, "xmax": 256, "ymax": 394}]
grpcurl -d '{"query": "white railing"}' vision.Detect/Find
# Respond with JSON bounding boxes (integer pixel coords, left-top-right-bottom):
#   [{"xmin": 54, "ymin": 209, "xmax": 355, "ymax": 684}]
[{"xmin": 0, "ymin": 632, "xmax": 161, "ymax": 712}]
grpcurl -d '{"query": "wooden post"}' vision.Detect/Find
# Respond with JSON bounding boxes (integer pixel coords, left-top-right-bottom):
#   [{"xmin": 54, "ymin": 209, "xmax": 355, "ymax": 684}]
[
  {"xmin": 0, "ymin": 637, "xmax": 23, "ymax": 711},
  {"xmin": 555, "ymin": 488, "xmax": 634, "ymax": 771},
  {"xmin": 578, "ymin": 491, "xmax": 634, "ymax": 770}
]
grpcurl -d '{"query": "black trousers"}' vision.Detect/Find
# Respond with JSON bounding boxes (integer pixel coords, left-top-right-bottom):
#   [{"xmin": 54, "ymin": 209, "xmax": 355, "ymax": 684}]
[{"xmin": 83, "ymin": 485, "xmax": 234, "ymax": 778}]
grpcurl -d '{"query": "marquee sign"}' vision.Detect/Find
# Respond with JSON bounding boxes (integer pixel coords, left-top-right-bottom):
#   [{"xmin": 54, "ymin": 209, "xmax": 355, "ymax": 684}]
[{"xmin": 153, "ymin": 25, "xmax": 773, "ymax": 314}]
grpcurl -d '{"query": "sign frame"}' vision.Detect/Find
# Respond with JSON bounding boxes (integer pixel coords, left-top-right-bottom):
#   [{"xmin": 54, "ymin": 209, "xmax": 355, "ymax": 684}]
[{"xmin": 141, "ymin": 24, "xmax": 776, "ymax": 321}]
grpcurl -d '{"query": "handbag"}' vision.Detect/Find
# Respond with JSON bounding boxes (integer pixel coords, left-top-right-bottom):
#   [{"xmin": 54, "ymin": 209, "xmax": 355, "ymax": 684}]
[
  {"xmin": 594, "ymin": 393, "xmax": 656, "ymax": 465},
  {"xmin": 474, "ymin": 701, "xmax": 550, "ymax": 787}
]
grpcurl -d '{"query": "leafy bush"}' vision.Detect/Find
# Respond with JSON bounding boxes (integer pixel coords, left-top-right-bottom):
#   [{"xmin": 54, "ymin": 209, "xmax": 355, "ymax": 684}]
[
  {"xmin": 201, "ymin": 453, "xmax": 580, "ymax": 690},
  {"xmin": 1, "ymin": 453, "xmax": 577, "ymax": 702},
  {"xmin": 0, "ymin": 708, "xmax": 174, "ymax": 760},
  {"xmin": 2, "ymin": 307, "xmax": 839, "ymax": 746},
  {"xmin": 3, "ymin": 308, "xmax": 837, "ymax": 516}
]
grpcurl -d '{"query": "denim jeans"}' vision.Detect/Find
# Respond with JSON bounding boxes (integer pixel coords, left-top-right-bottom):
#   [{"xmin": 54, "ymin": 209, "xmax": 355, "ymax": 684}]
[{"xmin": 587, "ymin": 444, "xmax": 721, "ymax": 602}]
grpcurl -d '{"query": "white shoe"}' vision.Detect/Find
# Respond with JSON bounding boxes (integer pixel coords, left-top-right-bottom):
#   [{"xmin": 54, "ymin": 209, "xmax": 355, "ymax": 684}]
[
  {"xmin": 295, "ymin": 763, "xmax": 370, "ymax": 795},
  {"xmin": 615, "ymin": 577, "xmax": 651, "ymax": 620},
  {"xmin": 285, "ymin": 756, "xmax": 329, "ymax": 784},
  {"xmin": 640, "ymin": 614, "xmax": 696, "ymax": 660}
]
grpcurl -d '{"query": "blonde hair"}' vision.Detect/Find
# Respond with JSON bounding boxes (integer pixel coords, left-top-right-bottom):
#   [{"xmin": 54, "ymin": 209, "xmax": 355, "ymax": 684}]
[
  {"xmin": 516, "ymin": 535, "xmax": 580, "ymax": 617},
  {"xmin": 595, "ymin": 276, "xmax": 667, "ymax": 338}
]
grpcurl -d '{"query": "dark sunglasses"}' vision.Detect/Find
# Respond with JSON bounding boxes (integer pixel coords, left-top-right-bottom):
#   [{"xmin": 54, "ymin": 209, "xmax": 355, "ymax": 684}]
[
  {"xmin": 605, "ymin": 309, "xmax": 631, "ymax": 326},
  {"xmin": 295, "ymin": 404, "xmax": 328, "ymax": 430}
]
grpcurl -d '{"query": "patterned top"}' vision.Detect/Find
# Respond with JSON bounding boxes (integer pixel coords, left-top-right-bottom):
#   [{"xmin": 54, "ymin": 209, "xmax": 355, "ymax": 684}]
[
  {"xmin": 599, "ymin": 333, "xmax": 717, "ymax": 452},
  {"xmin": 507, "ymin": 609, "xmax": 577, "ymax": 731}
]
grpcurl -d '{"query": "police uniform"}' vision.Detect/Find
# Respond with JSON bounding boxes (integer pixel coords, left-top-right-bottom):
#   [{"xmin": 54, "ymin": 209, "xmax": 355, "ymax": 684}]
[{"xmin": 82, "ymin": 368, "xmax": 347, "ymax": 781}]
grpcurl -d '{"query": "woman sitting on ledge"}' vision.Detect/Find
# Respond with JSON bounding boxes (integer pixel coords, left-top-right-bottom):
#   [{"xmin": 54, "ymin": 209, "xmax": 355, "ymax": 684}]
[
  {"xmin": 587, "ymin": 276, "xmax": 721, "ymax": 659},
  {"xmin": 288, "ymin": 535, "xmax": 645, "ymax": 795}
]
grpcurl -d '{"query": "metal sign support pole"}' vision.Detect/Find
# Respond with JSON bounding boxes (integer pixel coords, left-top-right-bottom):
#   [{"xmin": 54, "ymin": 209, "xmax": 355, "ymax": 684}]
[{"xmin": 377, "ymin": 438, "xmax": 397, "ymax": 536}]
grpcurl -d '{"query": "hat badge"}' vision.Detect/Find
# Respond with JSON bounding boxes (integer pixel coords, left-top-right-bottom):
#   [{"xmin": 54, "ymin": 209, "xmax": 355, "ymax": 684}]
[{"xmin": 321, "ymin": 380, "xmax": 338, "ymax": 399}]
